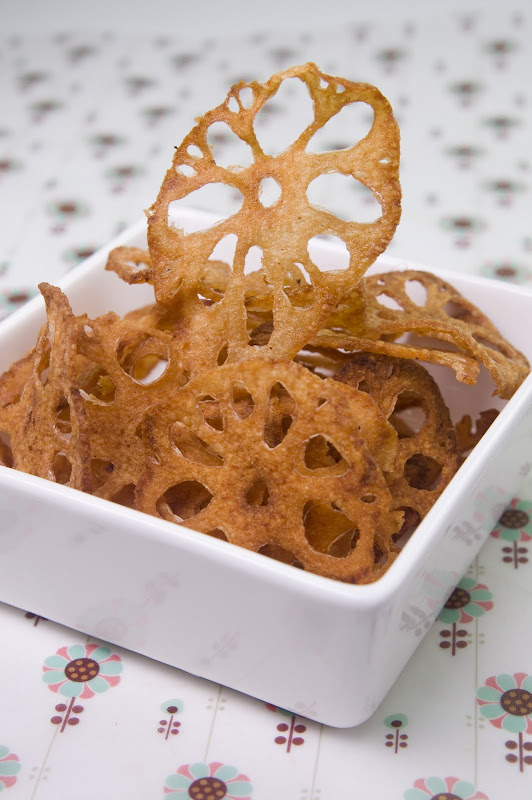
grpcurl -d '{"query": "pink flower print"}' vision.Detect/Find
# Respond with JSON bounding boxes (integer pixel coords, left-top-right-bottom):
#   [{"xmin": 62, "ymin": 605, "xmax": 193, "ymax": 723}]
[
  {"xmin": 404, "ymin": 775, "xmax": 488, "ymax": 799},
  {"xmin": 477, "ymin": 673, "xmax": 532, "ymax": 734},
  {"xmin": 164, "ymin": 762, "xmax": 252, "ymax": 799},
  {"xmin": 491, "ymin": 498, "xmax": 532, "ymax": 542},
  {"xmin": 42, "ymin": 643, "xmax": 122, "ymax": 698},
  {"xmin": 438, "ymin": 578, "xmax": 493, "ymax": 625},
  {"xmin": 0, "ymin": 746, "xmax": 21, "ymax": 791}
]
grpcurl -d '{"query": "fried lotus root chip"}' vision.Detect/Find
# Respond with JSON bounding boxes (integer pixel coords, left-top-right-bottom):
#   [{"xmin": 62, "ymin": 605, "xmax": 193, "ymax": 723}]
[
  {"xmin": 146, "ymin": 63, "xmax": 401, "ymax": 373},
  {"xmin": 335, "ymin": 352, "xmax": 460, "ymax": 523},
  {"xmin": 0, "ymin": 284, "xmax": 92, "ymax": 489},
  {"xmin": 106, "ymin": 246, "xmax": 152, "ymax": 285},
  {"xmin": 314, "ymin": 270, "xmax": 530, "ymax": 398},
  {"xmin": 70, "ymin": 303, "xmax": 189, "ymax": 500},
  {"xmin": 135, "ymin": 359, "xmax": 403, "ymax": 583}
]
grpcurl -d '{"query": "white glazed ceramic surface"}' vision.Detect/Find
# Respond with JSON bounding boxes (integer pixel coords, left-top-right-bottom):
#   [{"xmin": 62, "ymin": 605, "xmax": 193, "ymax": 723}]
[{"xmin": 0, "ymin": 209, "xmax": 531, "ymax": 728}]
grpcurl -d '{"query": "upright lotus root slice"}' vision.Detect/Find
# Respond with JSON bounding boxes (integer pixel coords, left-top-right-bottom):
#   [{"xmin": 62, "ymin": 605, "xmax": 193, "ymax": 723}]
[
  {"xmin": 134, "ymin": 359, "xmax": 403, "ymax": 583},
  {"xmin": 335, "ymin": 352, "xmax": 460, "ymax": 528},
  {"xmin": 146, "ymin": 62, "xmax": 401, "ymax": 374},
  {"xmin": 70, "ymin": 302, "xmax": 190, "ymax": 502},
  {"xmin": 314, "ymin": 270, "xmax": 530, "ymax": 397},
  {"xmin": 0, "ymin": 284, "xmax": 92, "ymax": 490}
]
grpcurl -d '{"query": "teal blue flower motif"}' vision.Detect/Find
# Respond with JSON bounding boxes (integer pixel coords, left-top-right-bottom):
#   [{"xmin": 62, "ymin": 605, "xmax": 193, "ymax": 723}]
[
  {"xmin": 437, "ymin": 577, "xmax": 493, "ymax": 624},
  {"xmin": 0, "ymin": 746, "xmax": 21, "ymax": 791},
  {"xmin": 384, "ymin": 714, "xmax": 408, "ymax": 751},
  {"xmin": 404, "ymin": 775, "xmax": 488, "ymax": 799},
  {"xmin": 42, "ymin": 643, "xmax": 122, "ymax": 699},
  {"xmin": 384, "ymin": 713, "xmax": 408, "ymax": 729},
  {"xmin": 164, "ymin": 762, "xmax": 252, "ymax": 799},
  {"xmin": 477, "ymin": 673, "xmax": 532, "ymax": 734},
  {"xmin": 491, "ymin": 499, "xmax": 532, "ymax": 543}
]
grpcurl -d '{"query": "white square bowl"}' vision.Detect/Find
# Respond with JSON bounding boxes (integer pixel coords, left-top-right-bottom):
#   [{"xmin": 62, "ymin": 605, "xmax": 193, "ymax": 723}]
[{"xmin": 0, "ymin": 208, "xmax": 531, "ymax": 728}]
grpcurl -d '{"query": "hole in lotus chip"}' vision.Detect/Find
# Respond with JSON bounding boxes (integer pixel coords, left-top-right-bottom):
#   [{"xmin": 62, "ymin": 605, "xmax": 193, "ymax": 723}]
[
  {"xmin": 308, "ymin": 235, "xmax": 350, "ymax": 271},
  {"xmin": 283, "ymin": 263, "xmax": 315, "ymax": 308},
  {"xmin": 258, "ymin": 543, "xmax": 303, "ymax": 568},
  {"xmin": 303, "ymin": 500, "xmax": 359, "ymax": 556},
  {"xmin": 205, "ymin": 528, "xmax": 228, "ymax": 541},
  {"xmin": 245, "ymin": 478, "xmax": 270, "ymax": 506},
  {"xmin": 306, "ymin": 100, "xmax": 374, "ymax": 153},
  {"xmin": 157, "ymin": 480, "xmax": 213, "ymax": 521},
  {"xmin": 303, "ymin": 434, "xmax": 348, "ymax": 474},
  {"xmin": 253, "ymin": 78, "xmax": 314, "ymax": 156},
  {"xmin": 55, "ymin": 396, "xmax": 71, "ymax": 436},
  {"xmin": 232, "ymin": 382, "xmax": 255, "ymax": 419},
  {"xmin": 167, "ymin": 183, "xmax": 244, "ymax": 229},
  {"xmin": 264, "ymin": 382, "xmax": 295, "ymax": 447},
  {"xmin": 443, "ymin": 300, "xmax": 476, "ymax": 322},
  {"xmin": 206, "ymin": 121, "xmax": 254, "ymax": 169},
  {"xmin": 393, "ymin": 507, "xmax": 421, "ymax": 548},
  {"xmin": 306, "ymin": 174, "xmax": 382, "ymax": 222},
  {"xmin": 208, "ymin": 233, "xmax": 237, "ymax": 268},
  {"xmin": 217, "ymin": 345, "xmax": 228, "ymax": 365},
  {"xmin": 0, "ymin": 431, "xmax": 13, "ymax": 468},
  {"xmin": 199, "ymin": 260, "xmax": 231, "ymax": 304},
  {"xmin": 176, "ymin": 164, "xmax": 196, "ymax": 177},
  {"xmin": 197, "ymin": 395, "xmax": 224, "ymax": 431},
  {"xmin": 79, "ymin": 363, "xmax": 116, "ymax": 404},
  {"xmin": 111, "ymin": 483, "xmax": 136, "ymax": 508},
  {"xmin": 248, "ymin": 319, "xmax": 273, "ymax": 347},
  {"xmin": 38, "ymin": 350, "xmax": 50, "ymax": 386},
  {"xmin": 237, "ymin": 86, "xmax": 254, "ymax": 108},
  {"xmin": 90, "ymin": 458, "xmax": 114, "ymax": 490},
  {"xmin": 52, "ymin": 453, "xmax": 72, "ymax": 485},
  {"xmin": 118, "ymin": 334, "xmax": 169, "ymax": 384},
  {"xmin": 404, "ymin": 279, "xmax": 428, "ymax": 306},
  {"xmin": 404, "ymin": 454, "xmax": 443, "ymax": 490},
  {"xmin": 259, "ymin": 176, "xmax": 282, "ymax": 207},
  {"xmin": 171, "ymin": 422, "xmax": 223, "ymax": 466},
  {"xmin": 389, "ymin": 391, "xmax": 426, "ymax": 438},
  {"xmin": 376, "ymin": 293, "xmax": 403, "ymax": 311},
  {"xmin": 244, "ymin": 245, "xmax": 264, "ymax": 275},
  {"xmin": 361, "ymin": 494, "xmax": 377, "ymax": 503},
  {"xmin": 253, "ymin": 76, "xmax": 314, "ymax": 155}
]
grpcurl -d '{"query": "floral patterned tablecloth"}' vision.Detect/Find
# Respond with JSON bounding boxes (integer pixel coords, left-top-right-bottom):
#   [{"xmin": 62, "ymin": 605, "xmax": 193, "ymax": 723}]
[{"xmin": 1, "ymin": 8, "xmax": 532, "ymax": 799}]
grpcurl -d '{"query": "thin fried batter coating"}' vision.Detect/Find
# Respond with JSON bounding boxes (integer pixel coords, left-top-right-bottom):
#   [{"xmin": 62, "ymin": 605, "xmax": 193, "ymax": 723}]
[
  {"xmin": 335, "ymin": 352, "xmax": 460, "ymax": 521},
  {"xmin": 135, "ymin": 359, "xmax": 403, "ymax": 583},
  {"xmin": 145, "ymin": 62, "xmax": 401, "ymax": 373},
  {"xmin": 314, "ymin": 270, "xmax": 529, "ymax": 397}
]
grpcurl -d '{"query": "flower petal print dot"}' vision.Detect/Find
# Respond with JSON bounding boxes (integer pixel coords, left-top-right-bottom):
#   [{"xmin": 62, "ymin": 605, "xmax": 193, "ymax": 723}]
[
  {"xmin": 403, "ymin": 776, "xmax": 488, "ymax": 800},
  {"xmin": 477, "ymin": 673, "xmax": 532, "ymax": 733},
  {"xmin": 0, "ymin": 746, "xmax": 21, "ymax": 792},
  {"xmin": 491, "ymin": 498, "xmax": 532, "ymax": 542},
  {"xmin": 42, "ymin": 643, "xmax": 123, "ymax": 699},
  {"xmin": 164, "ymin": 762, "xmax": 252, "ymax": 800},
  {"xmin": 437, "ymin": 577, "xmax": 493, "ymax": 624}
]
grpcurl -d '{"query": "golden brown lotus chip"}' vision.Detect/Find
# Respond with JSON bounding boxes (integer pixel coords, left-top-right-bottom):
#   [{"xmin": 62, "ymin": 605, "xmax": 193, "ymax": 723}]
[
  {"xmin": 135, "ymin": 359, "xmax": 403, "ymax": 583},
  {"xmin": 145, "ymin": 62, "xmax": 401, "ymax": 373},
  {"xmin": 0, "ymin": 284, "xmax": 92, "ymax": 490},
  {"xmin": 314, "ymin": 270, "xmax": 529, "ymax": 398},
  {"xmin": 335, "ymin": 353, "xmax": 459, "ymax": 521}
]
